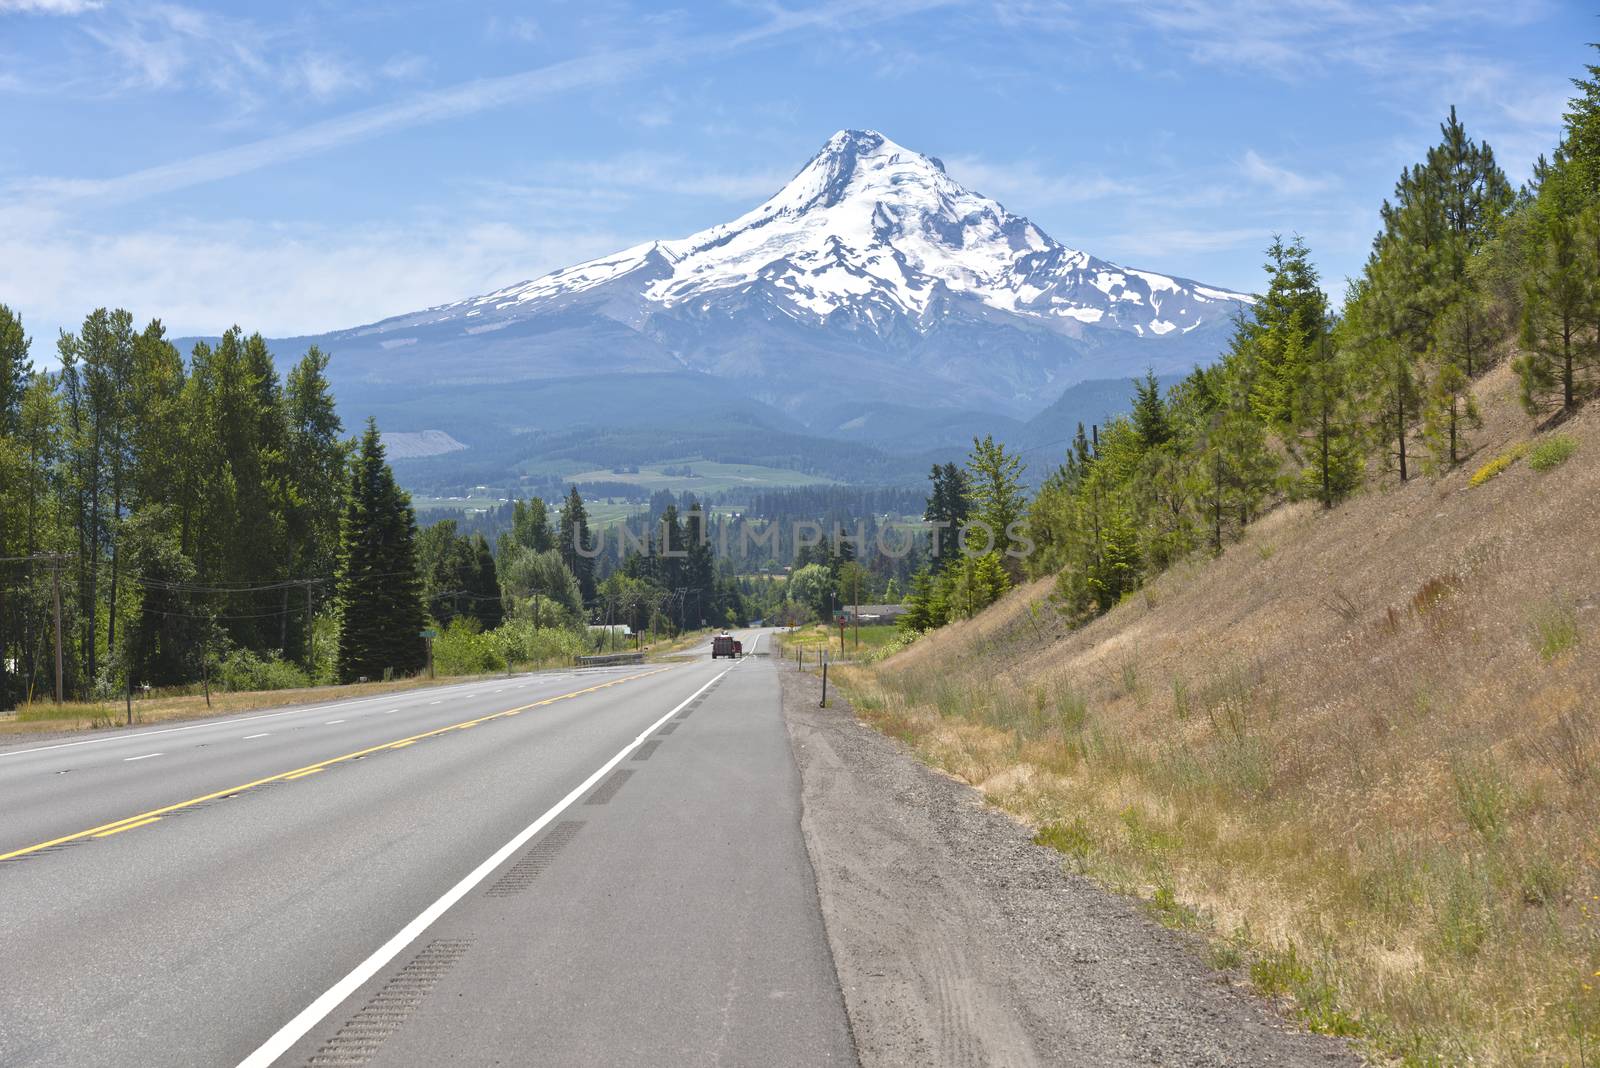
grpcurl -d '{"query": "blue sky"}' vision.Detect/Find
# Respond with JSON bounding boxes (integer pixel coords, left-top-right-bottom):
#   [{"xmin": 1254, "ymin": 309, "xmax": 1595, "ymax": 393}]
[{"xmin": 1, "ymin": 0, "xmax": 1592, "ymax": 347}]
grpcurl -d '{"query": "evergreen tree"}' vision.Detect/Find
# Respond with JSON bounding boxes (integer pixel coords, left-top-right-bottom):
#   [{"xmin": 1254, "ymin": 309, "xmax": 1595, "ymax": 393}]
[
  {"xmin": 1249, "ymin": 235, "xmax": 1327, "ymax": 431},
  {"xmin": 0, "ymin": 304, "xmax": 29, "ymax": 435},
  {"xmin": 1131, "ymin": 371, "xmax": 1172, "ymax": 449},
  {"xmin": 335, "ymin": 421, "xmax": 426, "ymax": 682},
  {"xmin": 1515, "ymin": 206, "xmax": 1597, "ymax": 414},
  {"xmin": 964, "ymin": 435, "xmax": 1026, "ymax": 569},
  {"xmin": 558, "ymin": 486, "xmax": 596, "ymax": 606},
  {"xmin": 923, "ymin": 462, "xmax": 970, "ymax": 572}
]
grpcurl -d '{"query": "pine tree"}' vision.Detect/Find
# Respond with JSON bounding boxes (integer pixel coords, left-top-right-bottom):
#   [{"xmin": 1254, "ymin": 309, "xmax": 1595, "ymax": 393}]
[
  {"xmin": 923, "ymin": 462, "xmax": 970, "ymax": 572},
  {"xmin": 1249, "ymin": 235, "xmax": 1327, "ymax": 431},
  {"xmin": 283, "ymin": 346, "xmax": 348, "ymax": 661},
  {"xmin": 965, "ymin": 435, "xmax": 1026, "ymax": 569},
  {"xmin": 1296, "ymin": 331, "xmax": 1364, "ymax": 505},
  {"xmin": 558, "ymin": 486, "xmax": 596, "ymax": 606},
  {"xmin": 1515, "ymin": 206, "xmax": 1597, "ymax": 414},
  {"xmin": 0, "ymin": 305, "xmax": 29, "ymax": 435},
  {"xmin": 1130, "ymin": 371, "xmax": 1172, "ymax": 449},
  {"xmin": 335, "ymin": 421, "xmax": 426, "ymax": 683}
]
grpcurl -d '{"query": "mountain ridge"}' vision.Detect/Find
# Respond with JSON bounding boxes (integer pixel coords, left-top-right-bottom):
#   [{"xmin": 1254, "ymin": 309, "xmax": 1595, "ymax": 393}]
[{"xmin": 246, "ymin": 129, "xmax": 1252, "ymax": 485}]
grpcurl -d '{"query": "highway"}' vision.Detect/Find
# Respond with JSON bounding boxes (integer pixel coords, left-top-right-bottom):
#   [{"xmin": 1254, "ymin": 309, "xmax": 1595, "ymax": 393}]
[{"xmin": 0, "ymin": 629, "xmax": 854, "ymax": 1067}]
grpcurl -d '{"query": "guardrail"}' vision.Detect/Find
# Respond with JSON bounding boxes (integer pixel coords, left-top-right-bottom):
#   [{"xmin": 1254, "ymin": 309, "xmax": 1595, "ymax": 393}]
[{"xmin": 575, "ymin": 652, "xmax": 646, "ymax": 668}]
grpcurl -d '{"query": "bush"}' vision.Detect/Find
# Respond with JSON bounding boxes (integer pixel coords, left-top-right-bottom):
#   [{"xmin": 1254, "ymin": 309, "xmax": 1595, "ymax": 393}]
[
  {"xmin": 433, "ymin": 619, "xmax": 505, "ymax": 676},
  {"xmin": 1526, "ymin": 434, "xmax": 1577, "ymax": 471},
  {"xmin": 215, "ymin": 648, "xmax": 313, "ymax": 692},
  {"xmin": 488, "ymin": 621, "xmax": 587, "ymax": 669},
  {"xmin": 1469, "ymin": 443, "xmax": 1527, "ymax": 487}
]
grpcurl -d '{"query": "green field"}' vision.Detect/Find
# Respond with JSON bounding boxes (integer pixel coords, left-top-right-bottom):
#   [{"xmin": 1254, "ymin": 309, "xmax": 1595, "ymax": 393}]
[
  {"xmin": 411, "ymin": 494, "xmax": 504, "ymax": 513},
  {"xmin": 547, "ymin": 460, "xmax": 839, "ymax": 498}
]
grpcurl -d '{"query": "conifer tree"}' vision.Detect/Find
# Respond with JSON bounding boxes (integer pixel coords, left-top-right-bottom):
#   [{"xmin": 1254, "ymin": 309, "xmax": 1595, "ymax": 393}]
[
  {"xmin": 1131, "ymin": 372, "xmax": 1172, "ymax": 449},
  {"xmin": 965, "ymin": 435, "xmax": 1026, "ymax": 569},
  {"xmin": 335, "ymin": 421, "xmax": 426, "ymax": 683},
  {"xmin": 923, "ymin": 462, "xmax": 970, "ymax": 572},
  {"xmin": 558, "ymin": 486, "xmax": 596, "ymax": 606},
  {"xmin": 1515, "ymin": 206, "xmax": 1597, "ymax": 414}
]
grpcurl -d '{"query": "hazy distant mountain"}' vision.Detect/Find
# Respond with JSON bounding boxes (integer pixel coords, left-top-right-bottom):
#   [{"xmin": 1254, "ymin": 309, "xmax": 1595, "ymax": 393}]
[{"xmin": 261, "ymin": 129, "xmax": 1251, "ymax": 483}]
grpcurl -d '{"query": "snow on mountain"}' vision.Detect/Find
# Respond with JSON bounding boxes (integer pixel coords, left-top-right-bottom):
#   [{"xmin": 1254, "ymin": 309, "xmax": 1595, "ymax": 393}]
[
  {"xmin": 449, "ymin": 129, "xmax": 1250, "ymax": 340},
  {"xmin": 305, "ymin": 130, "xmax": 1254, "ymax": 425}
]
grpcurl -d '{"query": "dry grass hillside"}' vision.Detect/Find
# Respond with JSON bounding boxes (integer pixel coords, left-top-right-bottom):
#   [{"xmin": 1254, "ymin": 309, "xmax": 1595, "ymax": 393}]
[{"xmin": 841, "ymin": 362, "xmax": 1599, "ymax": 1066}]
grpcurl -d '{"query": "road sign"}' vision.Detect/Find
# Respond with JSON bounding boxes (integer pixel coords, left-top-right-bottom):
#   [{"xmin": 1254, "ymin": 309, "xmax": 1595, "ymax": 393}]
[{"xmin": 420, "ymin": 628, "xmax": 438, "ymax": 639}]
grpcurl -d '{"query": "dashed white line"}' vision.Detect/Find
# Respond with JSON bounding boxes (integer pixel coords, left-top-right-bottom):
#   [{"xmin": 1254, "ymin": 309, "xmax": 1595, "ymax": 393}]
[
  {"xmin": 383, "ymin": 709, "xmax": 398, "ymax": 715},
  {"xmin": 429, "ymin": 701, "xmax": 442, "ymax": 706},
  {"xmin": 123, "ymin": 753, "xmax": 163, "ymax": 762},
  {"xmin": 325, "ymin": 719, "xmax": 345, "ymax": 725},
  {"xmin": 243, "ymin": 733, "xmax": 271, "ymax": 740}
]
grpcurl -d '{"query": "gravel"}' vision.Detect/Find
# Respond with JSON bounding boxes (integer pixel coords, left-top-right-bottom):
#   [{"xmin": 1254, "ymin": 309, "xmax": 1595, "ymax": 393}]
[{"xmin": 779, "ymin": 665, "xmax": 1362, "ymax": 1068}]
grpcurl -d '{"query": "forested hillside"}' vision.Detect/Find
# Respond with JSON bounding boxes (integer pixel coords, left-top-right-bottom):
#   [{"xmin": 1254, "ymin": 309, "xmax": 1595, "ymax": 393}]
[
  {"xmin": 897, "ymin": 57, "xmax": 1600, "ymax": 636},
  {"xmin": 849, "ymin": 48, "xmax": 1600, "ymax": 1065}
]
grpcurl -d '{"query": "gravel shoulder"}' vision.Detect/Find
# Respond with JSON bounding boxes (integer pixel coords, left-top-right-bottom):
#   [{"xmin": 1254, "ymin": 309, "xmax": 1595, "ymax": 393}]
[{"xmin": 778, "ymin": 663, "xmax": 1361, "ymax": 1068}]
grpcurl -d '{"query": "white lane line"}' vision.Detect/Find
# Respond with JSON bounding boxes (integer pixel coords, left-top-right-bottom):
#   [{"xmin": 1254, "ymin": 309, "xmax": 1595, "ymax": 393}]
[
  {"xmin": 244, "ymin": 733, "xmax": 271, "ymax": 740},
  {"xmin": 325, "ymin": 720, "xmax": 345, "ymax": 725},
  {"xmin": 123, "ymin": 753, "xmax": 163, "ymax": 762},
  {"xmin": 383, "ymin": 709, "xmax": 397, "ymax": 715},
  {"xmin": 235, "ymin": 666, "xmax": 728, "ymax": 1068},
  {"xmin": 429, "ymin": 701, "xmax": 441, "ymax": 706}
]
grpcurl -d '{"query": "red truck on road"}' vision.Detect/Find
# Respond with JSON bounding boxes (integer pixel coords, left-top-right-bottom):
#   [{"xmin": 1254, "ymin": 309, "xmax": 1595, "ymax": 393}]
[{"xmin": 712, "ymin": 634, "xmax": 741, "ymax": 659}]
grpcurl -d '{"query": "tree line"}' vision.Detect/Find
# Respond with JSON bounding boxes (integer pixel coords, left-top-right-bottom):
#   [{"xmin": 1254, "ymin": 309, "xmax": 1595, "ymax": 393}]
[
  {"xmin": 0, "ymin": 314, "xmax": 626, "ymax": 707},
  {"xmin": 903, "ymin": 54, "xmax": 1600, "ymax": 632}
]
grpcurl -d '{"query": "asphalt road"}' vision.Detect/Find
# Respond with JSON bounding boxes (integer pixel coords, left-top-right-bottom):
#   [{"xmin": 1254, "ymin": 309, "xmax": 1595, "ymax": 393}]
[{"xmin": 0, "ymin": 629, "xmax": 852, "ymax": 1067}]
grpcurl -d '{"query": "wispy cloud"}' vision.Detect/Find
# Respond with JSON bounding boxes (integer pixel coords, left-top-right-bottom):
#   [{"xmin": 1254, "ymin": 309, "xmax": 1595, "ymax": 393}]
[
  {"xmin": 12, "ymin": 0, "xmax": 960, "ymax": 214},
  {"xmin": 0, "ymin": 214, "xmax": 643, "ymax": 344},
  {"xmin": 468, "ymin": 153, "xmax": 793, "ymax": 219},
  {"xmin": 944, "ymin": 155, "xmax": 1142, "ymax": 209},
  {"xmin": 0, "ymin": 0, "xmax": 101, "ymax": 12},
  {"xmin": 1239, "ymin": 149, "xmax": 1331, "ymax": 197}
]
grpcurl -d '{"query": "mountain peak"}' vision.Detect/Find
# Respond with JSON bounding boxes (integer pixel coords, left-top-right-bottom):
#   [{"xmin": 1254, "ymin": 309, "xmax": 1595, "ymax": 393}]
[{"xmin": 445, "ymin": 129, "xmax": 1251, "ymax": 358}]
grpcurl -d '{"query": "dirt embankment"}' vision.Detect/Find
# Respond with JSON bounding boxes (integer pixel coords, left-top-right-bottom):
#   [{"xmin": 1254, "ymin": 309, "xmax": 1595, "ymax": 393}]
[
  {"xmin": 840, "ymin": 363, "xmax": 1600, "ymax": 1064},
  {"xmin": 780, "ymin": 664, "xmax": 1358, "ymax": 1067}
]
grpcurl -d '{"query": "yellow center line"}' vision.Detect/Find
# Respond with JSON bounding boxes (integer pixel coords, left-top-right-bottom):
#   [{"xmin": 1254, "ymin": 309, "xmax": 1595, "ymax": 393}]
[
  {"xmin": 0, "ymin": 667, "xmax": 674, "ymax": 863},
  {"xmin": 93, "ymin": 816, "xmax": 161, "ymax": 838}
]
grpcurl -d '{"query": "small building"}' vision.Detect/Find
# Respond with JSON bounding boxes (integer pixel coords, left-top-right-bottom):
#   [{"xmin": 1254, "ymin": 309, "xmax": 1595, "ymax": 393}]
[{"xmin": 840, "ymin": 603, "xmax": 908, "ymax": 625}]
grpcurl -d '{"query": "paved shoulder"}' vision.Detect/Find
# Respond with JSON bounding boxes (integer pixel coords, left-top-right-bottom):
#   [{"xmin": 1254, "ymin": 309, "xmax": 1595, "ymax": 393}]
[{"xmin": 779, "ymin": 666, "xmax": 1360, "ymax": 1068}]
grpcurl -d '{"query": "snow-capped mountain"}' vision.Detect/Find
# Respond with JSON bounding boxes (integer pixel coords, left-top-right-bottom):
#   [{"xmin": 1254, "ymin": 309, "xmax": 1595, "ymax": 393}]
[
  {"xmin": 456, "ymin": 130, "xmax": 1248, "ymax": 342},
  {"xmin": 285, "ymin": 130, "xmax": 1252, "ymax": 440}
]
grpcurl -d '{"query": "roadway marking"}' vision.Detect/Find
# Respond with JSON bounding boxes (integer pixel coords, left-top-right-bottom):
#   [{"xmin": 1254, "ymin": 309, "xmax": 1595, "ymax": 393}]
[
  {"xmin": 244, "ymin": 734, "xmax": 271, "ymax": 740},
  {"xmin": 235, "ymin": 666, "xmax": 731, "ymax": 1068},
  {"xmin": 0, "ymin": 674, "xmax": 553, "ymax": 761},
  {"xmin": 429, "ymin": 701, "xmax": 442, "ymax": 705},
  {"xmin": 124, "ymin": 753, "xmax": 163, "ymax": 762},
  {"xmin": 285, "ymin": 768, "xmax": 322, "ymax": 780},
  {"xmin": 383, "ymin": 709, "xmax": 397, "ymax": 715},
  {"xmin": 325, "ymin": 720, "xmax": 345, "ymax": 725},
  {"xmin": 0, "ymin": 668, "xmax": 673, "ymax": 864},
  {"xmin": 93, "ymin": 816, "xmax": 160, "ymax": 838}
]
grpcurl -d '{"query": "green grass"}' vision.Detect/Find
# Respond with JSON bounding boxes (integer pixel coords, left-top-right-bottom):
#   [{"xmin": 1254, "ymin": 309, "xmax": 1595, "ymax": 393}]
[
  {"xmin": 561, "ymin": 460, "xmax": 838, "ymax": 497},
  {"xmin": 412, "ymin": 494, "xmax": 504, "ymax": 513},
  {"xmin": 1527, "ymin": 435, "xmax": 1578, "ymax": 472}
]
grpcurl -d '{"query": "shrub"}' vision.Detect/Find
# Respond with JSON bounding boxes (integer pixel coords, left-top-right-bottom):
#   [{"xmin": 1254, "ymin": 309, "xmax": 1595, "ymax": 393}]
[
  {"xmin": 489, "ymin": 621, "xmax": 587, "ymax": 669},
  {"xmin": 214, "ymin": 648, "xmax": 313, "ymax": 692},
  {"xmin": 433, "ymin": 619, "xmax": 504, "ymax": 676},
  {"xmin": 1527, "ymin": 434, "xmax": 1577, "ymax": 471},
  {"xmin": 1469, "ymin": 446, "xmax": 1523, "ymax": 487}
]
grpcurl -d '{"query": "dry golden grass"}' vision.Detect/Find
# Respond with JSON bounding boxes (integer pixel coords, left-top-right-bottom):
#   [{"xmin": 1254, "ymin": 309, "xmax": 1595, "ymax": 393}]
[
  {"xmin": 844, "ymin": 362, "xmax": 1600, "ymax": 1066},
  {"xmin": 0, "ymin": 667, "xmax": 540, "ymax": 739}
]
